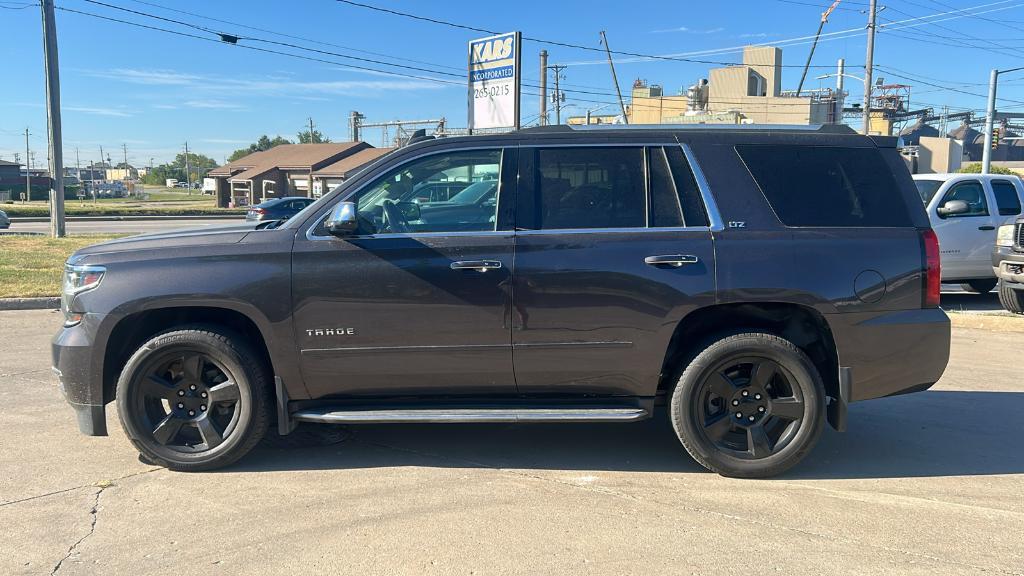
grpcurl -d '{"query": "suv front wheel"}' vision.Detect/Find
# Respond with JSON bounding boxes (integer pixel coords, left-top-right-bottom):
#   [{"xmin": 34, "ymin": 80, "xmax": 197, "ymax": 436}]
[
  {"xmin": 116, "ymin": 326, "xmax": 271, "ymax": 471},
  {"xmin": 670, "ymin": 332, "xmax": 826, "ymax": 478}
]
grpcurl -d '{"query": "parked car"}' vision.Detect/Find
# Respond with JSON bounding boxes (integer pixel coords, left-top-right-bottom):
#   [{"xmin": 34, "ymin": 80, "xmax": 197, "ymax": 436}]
[
  {"xmin": 912, "ymin": 173, "xmax": 1024, "ymax": 293},
  {"xmin": 0, "ymin": 209, "xmax": 9, "ymax": 229},
  {"xmin": 53, "ymin": 124, "xmax": 950, "ymax": 478},
  {"xmin": 993, "ymin": 215, "xmax": 1024, "ymax": 313},
  {"xmin": 245, "ymin": 196, "xmax": 315, "ymax": 222}
]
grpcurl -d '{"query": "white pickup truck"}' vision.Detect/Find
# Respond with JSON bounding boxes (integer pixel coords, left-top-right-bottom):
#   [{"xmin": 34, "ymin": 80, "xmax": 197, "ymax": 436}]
[{"xmin": 913, "ymin": 173, "xmax": 1024, "ymax": 293}]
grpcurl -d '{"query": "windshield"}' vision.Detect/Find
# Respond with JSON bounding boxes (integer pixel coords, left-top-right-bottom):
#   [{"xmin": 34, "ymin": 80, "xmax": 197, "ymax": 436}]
[
  {"xmin": 915, "ymin": 180, "xmax": 944, "ymax": 204},
  {"xmin": 442, "ymin": 180, "xmax": 497, "ymax": 204}
]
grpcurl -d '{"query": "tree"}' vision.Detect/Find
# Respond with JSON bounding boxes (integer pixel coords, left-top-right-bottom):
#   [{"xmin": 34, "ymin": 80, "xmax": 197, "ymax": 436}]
[
  {"xmin": 957, "ymin": 163, "xmax": 1018, "ymax": 175},
  {"xmin": 297, "ymin": 129, "xmax": 330, "ymax": 144},
  {"xmin": 140, "ymin": 151, "xmax": 219, "ymax": 185},
  {"xmin": 228, "ymin": 135, "xmax": 292, "ymax": 162}
]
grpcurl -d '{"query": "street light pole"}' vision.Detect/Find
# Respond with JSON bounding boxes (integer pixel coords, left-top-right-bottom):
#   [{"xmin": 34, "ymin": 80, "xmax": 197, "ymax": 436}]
[
  {"xmin": 981, "ymin": 65, "xmax": 1024, "ymax": 174},
  {"xmin": 862, "ymin": 0, "xmax": 877, "ymax": 135}
]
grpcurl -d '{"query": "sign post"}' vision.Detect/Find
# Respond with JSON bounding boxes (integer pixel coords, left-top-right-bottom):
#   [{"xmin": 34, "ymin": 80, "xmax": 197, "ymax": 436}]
[{"xmin": 468, "ymin": 31, "xmax": 521, "ymax": 132}]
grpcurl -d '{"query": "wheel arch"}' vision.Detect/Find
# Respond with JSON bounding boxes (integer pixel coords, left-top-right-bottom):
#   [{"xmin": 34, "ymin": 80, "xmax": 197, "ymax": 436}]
[
  {"xmin": 101, "ymin": 305, "xmax": 276, "ymax": 405},
  {"xmin": 659, "ymin": 302, "xmax": 840, "ymax": 408}
]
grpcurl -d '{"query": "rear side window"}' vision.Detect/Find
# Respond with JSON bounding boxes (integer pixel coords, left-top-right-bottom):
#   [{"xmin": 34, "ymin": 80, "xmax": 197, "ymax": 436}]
[
  {"xmin": 530, "ymin": 147, "xmax": 645, "ymax": 230},
  {"xmin": 737, "ymin": 145, "xmax": 912, "ymax": 227},
  {"xmin": 915, "ymin": 180, "xmax": 943, "ymax": 204},
  {"xmin": 991, "ymin": 180, "xmax": 1022, "ymax": 216}
]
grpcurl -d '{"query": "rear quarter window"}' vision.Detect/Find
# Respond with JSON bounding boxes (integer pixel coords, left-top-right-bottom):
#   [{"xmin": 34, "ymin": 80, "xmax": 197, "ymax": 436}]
[{"xmin": 736, "ymin": 145, "xmax": 913, "ymax": 227}]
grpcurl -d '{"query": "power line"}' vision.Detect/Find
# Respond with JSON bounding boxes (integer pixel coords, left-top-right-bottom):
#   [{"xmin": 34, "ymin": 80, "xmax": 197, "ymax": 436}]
[{"xmin": 333, "ymin": 0, "xmax": 854, "ymax": 68}]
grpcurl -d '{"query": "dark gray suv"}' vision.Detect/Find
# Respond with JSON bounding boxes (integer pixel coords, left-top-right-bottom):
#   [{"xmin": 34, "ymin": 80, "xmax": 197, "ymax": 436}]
[{"xmin": 52, "ymin": 125, "xmax": 950, "ymax": 478}]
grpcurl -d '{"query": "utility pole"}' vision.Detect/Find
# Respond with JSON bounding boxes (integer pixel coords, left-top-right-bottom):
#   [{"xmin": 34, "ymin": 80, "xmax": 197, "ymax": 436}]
[
  {"xmin": 539, "ymin": 50, "xmax": 548, "ymax": 126},
  {"xmin": 308, "ymin": 116, "xmax": 315, "ymax": 142},
  {"xmin": 600, "ymin": 31, "xmax": 628, "ymax": 124},
  {"xmin": 122, "ymin": 143, "xmax": 128, "ymax": 176},
  {"xmin": 184, "ymin": 141, "xmax": 191, "ymax": 195},
  {"xmin": 549, "ymin": 64, "xmax": 566, "ymax": 124},
  {"xmin": 835, "ymin": 58, "xmax": 845, "ymax": 124},
  {"xmin": 75, "ymin": 147, "xmax": 80, "ymax": 201},
  {"xmin": 24, "ymin": 128, "xmax": 31, "ymax": 203},
  {"xmin": 99, "ymin": 145, "xmax": 105, "ymax": 175},
  {"xmin": 41, "ymin": 0, "xmax": 66, "ymax": 236},
  {"xmin": 862, "ymin": 0, "xmax": 877, "ymax": 136}
]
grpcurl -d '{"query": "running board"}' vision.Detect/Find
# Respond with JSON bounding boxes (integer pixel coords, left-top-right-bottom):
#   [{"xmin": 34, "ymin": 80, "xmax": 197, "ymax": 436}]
[{"xmin": 291, "ymin": 406, "xmax": 650, "ymax": 424}]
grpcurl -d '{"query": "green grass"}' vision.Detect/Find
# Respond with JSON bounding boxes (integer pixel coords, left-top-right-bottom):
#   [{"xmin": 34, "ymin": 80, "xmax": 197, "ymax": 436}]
[
  {"xmin": 0, "ymin": 234, "xmax": 124, "ymax": 298},
  {"xmin": 1, "ymin": 203, "xmax": 244, "ymax": 217}
]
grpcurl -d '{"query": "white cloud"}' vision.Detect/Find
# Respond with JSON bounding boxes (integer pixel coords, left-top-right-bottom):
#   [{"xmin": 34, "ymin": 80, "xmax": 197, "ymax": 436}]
[
  {"xmin": 183, "ymin": 99, "xmax": 246, "ymax": 110},
  {"xmin": 651, "ymin": 26, "xmax": 725, "ymax": 34},
  {"xmin": 64, "ymin": 105, "xmax": 133, "ymax": 117},
  {"xmin": 81, "ymin": 67, "xmax": 450, "ymax": 98}
]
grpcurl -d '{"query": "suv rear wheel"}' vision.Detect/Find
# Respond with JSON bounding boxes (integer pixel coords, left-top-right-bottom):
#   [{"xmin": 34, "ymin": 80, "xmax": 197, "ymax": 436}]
[
  {"xmin": 999, "ymin": 279, "xmax": 1024, "ymax": 314},
  {"xmin": 670, "ymin": 332, "xmax": 825, "ymax": 478},
  {"xmin": 115, "ymin": 326, "xmax": 270, "ymax": 471},
  {"xmin": 961, "ymin": 279, "xmax": 998, "ymax": 294}
]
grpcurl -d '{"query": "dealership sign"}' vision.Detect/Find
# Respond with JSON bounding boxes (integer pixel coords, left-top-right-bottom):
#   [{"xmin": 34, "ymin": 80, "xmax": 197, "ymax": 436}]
[{"xmin": 468, "ymin": 31, "xmax": 521, "ymax": 131}]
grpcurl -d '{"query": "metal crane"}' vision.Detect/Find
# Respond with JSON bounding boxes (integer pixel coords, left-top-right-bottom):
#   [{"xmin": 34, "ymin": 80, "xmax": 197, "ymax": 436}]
[{"xmin": 796, "ymin": 0, "xmax": 842, "ymax": 97}]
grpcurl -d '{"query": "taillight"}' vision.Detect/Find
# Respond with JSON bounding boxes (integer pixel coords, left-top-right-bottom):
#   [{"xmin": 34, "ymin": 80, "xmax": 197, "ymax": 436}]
[
  {"xmin": 254, "ymin": 208, "xmax": 266, "ymax": 215},
  {"xmin": 921, "ymin": 228, "xmax": 941, "ymax": 308}
]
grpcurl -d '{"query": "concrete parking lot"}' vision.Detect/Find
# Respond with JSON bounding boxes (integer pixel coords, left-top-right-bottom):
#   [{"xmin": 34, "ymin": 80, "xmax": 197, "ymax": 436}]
[{"xmin": 1, "ymin": 309, "xmax": 1021, "ymax": 575}]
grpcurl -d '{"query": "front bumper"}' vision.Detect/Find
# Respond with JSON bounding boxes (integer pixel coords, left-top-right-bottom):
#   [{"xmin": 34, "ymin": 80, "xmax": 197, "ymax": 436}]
[
  {"xmin": 52, "ymin": 313, "xmax": 110, "ymax": 436},
  {"xmin": 993, "ymin": 247, "xmax": 1024, "ymax": 288},
  {"xmin": 827, "ymin": 307, "xmax": 950, "ymax": 403}
]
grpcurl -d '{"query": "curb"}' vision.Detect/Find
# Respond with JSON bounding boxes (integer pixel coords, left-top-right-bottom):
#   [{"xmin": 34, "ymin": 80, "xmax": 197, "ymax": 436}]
[
  {"xmin": 948, "ymin": 311, "xmax": 1024, "ymax": 332},
  {"xmin": 0, "ymin": 297, "xmax": 61, "ymax": 311},
  {"xmin": 9, "ymin": 215, "xmax": 245, "ymax": 223}
]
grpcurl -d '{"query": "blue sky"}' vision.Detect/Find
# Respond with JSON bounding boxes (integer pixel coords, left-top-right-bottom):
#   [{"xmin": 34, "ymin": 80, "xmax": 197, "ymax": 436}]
[{"xmin": 3, "ymin": 0, "xmax": 1024, "ymax": 166}]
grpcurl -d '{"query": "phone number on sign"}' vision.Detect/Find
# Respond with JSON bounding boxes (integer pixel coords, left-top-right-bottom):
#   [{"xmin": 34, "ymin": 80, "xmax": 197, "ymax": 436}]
[{"xmin": 474, "ymin": 84, "xmax": 511, "ymax": 99}]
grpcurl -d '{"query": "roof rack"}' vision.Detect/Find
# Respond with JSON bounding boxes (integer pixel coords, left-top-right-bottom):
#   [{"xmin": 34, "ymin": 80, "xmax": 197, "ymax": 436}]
[{"xmin": 516, "ymin": 124, "xmax": 856, "ymax": 135}]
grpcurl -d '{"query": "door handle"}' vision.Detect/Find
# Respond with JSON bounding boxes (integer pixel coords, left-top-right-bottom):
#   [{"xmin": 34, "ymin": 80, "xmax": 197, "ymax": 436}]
[
  {"xmin": 644, "ymin": 254, "xmax": 700, "ymax": 267},
  {"xmin": 979, "ymin": 226, "xmax": 996, "ymax": 231},
  {"xmin": 450, "ymin": 260, "xmax": 503, "ymax": 272}
]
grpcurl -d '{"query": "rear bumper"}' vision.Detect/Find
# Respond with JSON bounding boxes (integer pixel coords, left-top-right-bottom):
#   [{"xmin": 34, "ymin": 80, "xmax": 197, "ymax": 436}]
[
  {"xmin": 827, "ymin": 308, "xmax": 950, "ymax": 402},
  {"xmin": 52, "ymin": 313, "xmax": 110, "ymax": 436}
]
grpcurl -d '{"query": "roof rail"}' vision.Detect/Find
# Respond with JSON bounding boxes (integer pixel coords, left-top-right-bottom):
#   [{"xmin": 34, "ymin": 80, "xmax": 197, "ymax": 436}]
[{"xmin": 566, "ymin": 123, "xmax": 855, "ymax": 133}]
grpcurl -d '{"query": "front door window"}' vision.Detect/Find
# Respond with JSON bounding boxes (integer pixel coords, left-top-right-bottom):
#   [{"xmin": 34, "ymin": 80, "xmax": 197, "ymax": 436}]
[{"xmin": 354, "ymin": 150, "xmax": 502, "ymax": 234}]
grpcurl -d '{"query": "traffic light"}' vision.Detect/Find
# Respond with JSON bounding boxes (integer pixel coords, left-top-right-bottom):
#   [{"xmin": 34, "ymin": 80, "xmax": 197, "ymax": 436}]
[{"xmin": 992, "ymin": 127, "xmax": 1001, "ymax": 150}]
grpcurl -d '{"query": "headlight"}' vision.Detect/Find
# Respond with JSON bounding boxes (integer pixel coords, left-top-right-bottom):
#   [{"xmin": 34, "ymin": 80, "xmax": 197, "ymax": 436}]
[
  {"xmin": 62, "ymin": 264, "xmax": 105, "ymax": 326},
  {"xmin": 997, "ymin": 224, "xmax": 1016, "ymax": 247}
]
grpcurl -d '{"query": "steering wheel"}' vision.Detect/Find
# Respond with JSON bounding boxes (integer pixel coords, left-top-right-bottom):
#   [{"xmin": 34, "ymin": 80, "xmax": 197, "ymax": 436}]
[{"xmin": 380, "ymin": 199, "xmax": 410, "ymax": 233}]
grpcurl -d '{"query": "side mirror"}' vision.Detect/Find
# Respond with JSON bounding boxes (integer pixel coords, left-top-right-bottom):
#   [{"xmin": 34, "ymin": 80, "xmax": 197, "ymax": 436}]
[
  {"xmin": 937, "ymin": 199, "xmax": 970, "ymax": 217},
  {"xmin": 325, "ymin": 202, "xmax": 358, "ymax": 236}
]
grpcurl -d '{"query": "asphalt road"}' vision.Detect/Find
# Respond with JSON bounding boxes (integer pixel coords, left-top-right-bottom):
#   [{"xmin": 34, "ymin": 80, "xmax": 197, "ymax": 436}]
[
  {"xmin": 1, "ymin": 309, "xmax": 1022, "ymax": 575},
  {"xmin": 7, "ymin": 217, "xmax": 244, "ymax": 235}
]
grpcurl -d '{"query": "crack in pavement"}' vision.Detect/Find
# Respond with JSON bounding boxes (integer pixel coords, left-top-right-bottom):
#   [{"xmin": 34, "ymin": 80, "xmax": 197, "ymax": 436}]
[
  {"xmin": 355, "ymin": 438, "xmax": 1024, "ymax": 576},
  {"xmin": 0, "ymin": 468, "xmax": 159, "ymax": 508},
  {"xmin": 50, "ymin": 485, "xmax": 103, "ymax": 576}
]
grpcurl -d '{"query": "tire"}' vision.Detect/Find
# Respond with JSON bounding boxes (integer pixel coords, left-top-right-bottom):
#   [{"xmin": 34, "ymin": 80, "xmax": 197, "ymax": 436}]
[
  {"xmin": 960, "ymin": 279, "xmax": 998, "ymax": 294},
  {"xmin": 669, "ymin": 332, "xmax": 826, "ymax": 479},
  {"xmin": 999, "ymin": 279, "xmax": 1024, "ymax": 314},
  {"xmin": 115, "ymin": 326, "xmax": 271, "ymax": 471}
]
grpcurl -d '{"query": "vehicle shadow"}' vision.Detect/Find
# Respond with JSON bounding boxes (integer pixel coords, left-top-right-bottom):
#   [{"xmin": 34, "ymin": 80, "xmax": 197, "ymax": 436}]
[
  {"xmin": 941, "ymin": 289, "xmax": 1003, "ymax": 313},
  {"xmin": 232, "ymin": 390, "xmax": 1024, "ymax": 480}
]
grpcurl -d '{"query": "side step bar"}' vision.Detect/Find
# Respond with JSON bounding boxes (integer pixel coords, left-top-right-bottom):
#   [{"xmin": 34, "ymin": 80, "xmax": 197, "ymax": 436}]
[{"xmin": 291, "ymin": 406, "xmax": 650, "ymax": 424}]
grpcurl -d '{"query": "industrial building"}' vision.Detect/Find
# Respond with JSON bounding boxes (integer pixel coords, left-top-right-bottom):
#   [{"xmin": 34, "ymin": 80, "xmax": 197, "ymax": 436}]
[{"xmin": 569, "ymin": 46, "xmax": 840, "ymax": 126}]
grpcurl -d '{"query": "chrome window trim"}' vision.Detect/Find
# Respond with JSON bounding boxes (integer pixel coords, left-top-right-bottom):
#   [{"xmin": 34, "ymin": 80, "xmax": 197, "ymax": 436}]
[
  {"xmin": 514, "ymin": 226, "xmax": 711, "ymax": 236},
  {"xmin": 679, "ymin": 143, "xmax": 725, "ymax": 232},
  {"xmin": 568, "ymin": 123, "xmax": 826, "ymax": 132},
  {"xmin": 305, "ymin": 141, "xmax": 724, "ymax": 240}
]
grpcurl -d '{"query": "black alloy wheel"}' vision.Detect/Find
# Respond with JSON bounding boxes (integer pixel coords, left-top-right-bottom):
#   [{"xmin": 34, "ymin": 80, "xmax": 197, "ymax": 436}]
[
  {"xmin": 133, "ymin": 351, "xmax": 241, "ymax": 452},
  {"xmin": 693, "ymin": 357, "xmax": 805, "ymax": 460},
  {"xmin": 116, "ymin": 327, "xmax": 270, "ymax": 471},
  {"xmin": 670, "ymin": 332, "xmax": 825, "ymax": 478}
]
